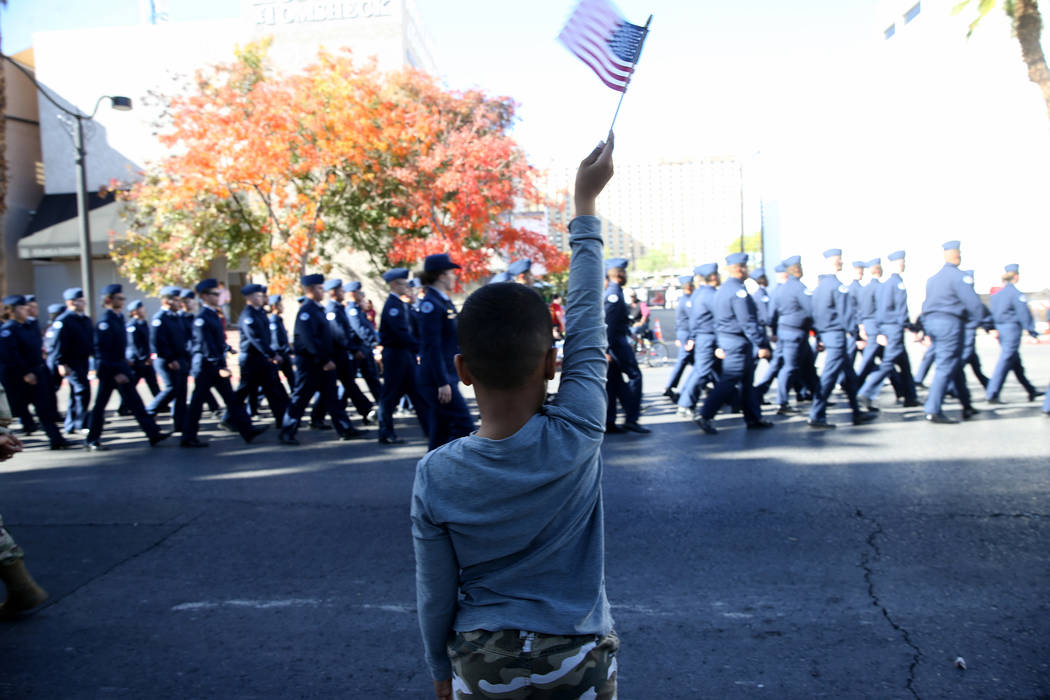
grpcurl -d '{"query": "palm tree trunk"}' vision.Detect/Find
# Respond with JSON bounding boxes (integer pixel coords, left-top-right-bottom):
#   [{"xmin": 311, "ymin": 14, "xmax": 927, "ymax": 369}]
[{"xmin": 1013, "ymin": 0, "xmax": 1050, "ymax": 122}]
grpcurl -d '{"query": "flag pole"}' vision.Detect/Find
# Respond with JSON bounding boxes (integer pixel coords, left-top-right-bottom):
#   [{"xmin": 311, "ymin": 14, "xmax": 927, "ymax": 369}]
[{"xmin": 609, "ymin": 14, "xmax": 653, "ymax": 133}]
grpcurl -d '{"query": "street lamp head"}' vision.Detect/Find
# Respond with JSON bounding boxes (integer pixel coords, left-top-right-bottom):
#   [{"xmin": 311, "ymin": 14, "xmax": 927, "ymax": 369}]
[{"xmin": 109, "ymin": 96, "xmax": 133, "ymax": 111}]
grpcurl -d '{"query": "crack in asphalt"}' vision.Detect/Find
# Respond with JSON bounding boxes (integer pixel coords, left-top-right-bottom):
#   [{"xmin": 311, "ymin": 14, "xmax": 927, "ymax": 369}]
[
  {"xmin": 28, "ymin": 512, "xmax": 203, "ymax": 616},
  {"xmin": 855, "ymin": 507, "xmax": 923, "ymax": 700}
]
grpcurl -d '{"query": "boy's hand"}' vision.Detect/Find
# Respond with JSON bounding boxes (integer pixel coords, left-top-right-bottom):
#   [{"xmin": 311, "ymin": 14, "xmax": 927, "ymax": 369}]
[
  {"xmin": 574, "ymin": 132, "xmax": 615, "ymax": 217},
  {"xmin": 433, "ymin": 679, "xmax": 452, "ymax": 700}
]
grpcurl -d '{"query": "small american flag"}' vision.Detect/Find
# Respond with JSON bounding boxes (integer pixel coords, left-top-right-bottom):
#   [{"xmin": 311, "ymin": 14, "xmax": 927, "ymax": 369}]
[{"xmin": 558, "ymin": 0, "xmax": 648, "ymax": 92}]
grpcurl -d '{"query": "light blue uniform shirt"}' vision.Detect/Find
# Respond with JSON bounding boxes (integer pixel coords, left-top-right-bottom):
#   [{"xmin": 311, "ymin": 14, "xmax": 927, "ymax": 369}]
[{"xmin": 411, "ymin": 215, "xmax": 611, "ymax": 681}]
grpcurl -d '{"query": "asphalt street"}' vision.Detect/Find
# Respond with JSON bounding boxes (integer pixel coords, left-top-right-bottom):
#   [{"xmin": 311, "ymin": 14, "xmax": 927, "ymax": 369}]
[{"xmin": 1, "ymin": 334, "xmax": 1048, "ymax": 698}]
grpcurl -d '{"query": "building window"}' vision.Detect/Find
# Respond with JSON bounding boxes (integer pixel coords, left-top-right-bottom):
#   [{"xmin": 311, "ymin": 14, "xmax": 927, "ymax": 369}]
[
  {"xmin": 904, "ymin": 2, "xmax": 920, "ymax": 23},
  {"xmin": 884, "ymin": 23, "xmax": 895, "ymax": 39}
]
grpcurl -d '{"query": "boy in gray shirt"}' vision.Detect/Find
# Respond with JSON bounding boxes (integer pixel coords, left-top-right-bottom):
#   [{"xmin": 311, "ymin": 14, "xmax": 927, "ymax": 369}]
[{"xmin": 411, "ymin": 136, "xmax": 618, "ymax": 700}]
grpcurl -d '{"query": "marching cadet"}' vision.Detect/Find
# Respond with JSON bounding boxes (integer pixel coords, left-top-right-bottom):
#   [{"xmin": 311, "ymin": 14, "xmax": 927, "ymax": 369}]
[
  {"xmin": 83, "ymin": 285, "xmax": 170, "ymax": 451},
  {"xmin": 750, "ymin": 268, "xmax": 772, "ymax": 327},
  {"xmin": 845, "ymin": 260, "xmax": 866, "ymax": 368},
  {"xmin": 856, "ymin": 250, "xmax": 920, "ymax": 409},
  {"xmin": 855, "ymin": 257, "xmax": 885, "ymax": 385},
  {"xmin": 0, "ymin": 295, "xmax": 72, "ymax": 450},
  {"xmin": 676, "ymin": 263, "xmax": 720, "ymax": 419},
  {"xmin": 43, "ymin": 303, "xmax": 64, "ymax": 401},
  {"xmin": 119, "ymin": 300, "xmax": 161, "ymax": 413},
  {"xmin": 266, "ymin": 295, "xmax": 295, "ymax": 388},
  {"xmin": 179, "ymin": 289, "xmax": 220, "ymax": 415},
  {"xmin": 507, "ymin": 258, "xmax": 535, "ymax": 286},
  {"xmin": 345, "ymin": 281, "xmax": 383, "ymax": 406},
  {"xmin": 233, "ymin": 283, "xmax": 288, "ymax": 429},
  {"xmin": 693, "ymin": 253, "xmax": 773, "ymax": 434},
  {"xmin": 416, "ymin": 253, "xmax": 476, "ymax": 449},
  {"xmin": 947, "ymin": 270, "xmax": 993, "ymax": 394},
  {"xmin": 24, "ymin": 296, "xmax": 39, "ymax": 335},
  {"xmin": 278, "ymin": 274, "xmax": 365, "ymax": 445},
  {"xmin": 755, "ymin": 263, "xmax": 789, "ymax": 400},
  {"xmin": 377, "ymin": 268, "xmax": 427, "ymax": 444},
  {"xmin": 986, "ymin": 264, "xmax": 1043, "ymax": 403},
  {"xmin": 662, "ymin": 274, "xmax": 695, "ymax": 402},
  {"xmin": 604, "ymin": 257, "xmax": 649, "ymax": 434},
  {"xmin": 771, "ymin": 255, "xmax": 815, "ymax": 415},
  {"xmin": 147, "ymin": 287, "xmax": 190, "ymax": 433},
  {"xmin": 313, "ymin": 279, "xmax": 373, "ymax": 428},
  {"xmin": 179, "ymin": 279, "xmax": 267, "ymax": 448},
  {"xmin": 920, "ymin": 241, "xmax": 985, "ymax": 423},
  {"xmin": 49, "ymin": 288, "xmax": 94, "ymax": 434},
  {"xmin": 807, "ymin": 250, "xmax": 877, "ymax": 429}
]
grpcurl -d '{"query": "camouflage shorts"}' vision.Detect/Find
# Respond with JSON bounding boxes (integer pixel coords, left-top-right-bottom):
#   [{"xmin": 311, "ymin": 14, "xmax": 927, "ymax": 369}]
[
  {"xmin": 0, "ymin": 514, "xmax": 24, "ymax": 566},
  {"xmin": 447, "ymin": 628, "xmax": 619, "ymax": 699}
]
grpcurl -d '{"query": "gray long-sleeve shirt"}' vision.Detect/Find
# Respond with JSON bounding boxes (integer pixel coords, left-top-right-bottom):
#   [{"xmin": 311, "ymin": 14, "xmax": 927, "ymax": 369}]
[{"xmin": 410, "ymin": 215, "xmax": 612, "ymax": 681}]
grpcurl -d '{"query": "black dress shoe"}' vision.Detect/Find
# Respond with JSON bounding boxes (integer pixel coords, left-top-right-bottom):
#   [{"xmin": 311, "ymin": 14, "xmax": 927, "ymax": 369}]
[
  {"xmin": 622, "ymin": 422, "xmax": 651, "ymax": 434},
  {"xmin": 776, "ymin": 405, "xmax": 799, "ymax": 415},
  {"xmin": 694, "ymin": 416, "xmax": 718, "ymax": 434},
  {"xmin": 309, "ymin": 421, "xmax": 332, "ymax": 430},
  {"xmin": 986, "ymin": 396, "xmax": 1005, "ymax": 405},
  {"xmin": 338, "ymin": 427, "xmax": 366, "ymax": 440},
  {"xmin": 179, "ymin": 437, "xmax": 209, "ymax": 448},
  {"xmin": 747, "ymin": 420, "xmax": 774, "ymax": 430},
  {"xmin": 604, "ymin": 424, "xmax": 626, "ymax": 434},
  {"xmin": 1029, "ymin": 391, "xmax": 1045, "ymax": 401},
  {"xmin": 149, "ymin": 431, "xmax": 173, "ymax": 447},
  {"xmin": 84, "ymin": 442, "xmax": 110, "ymax": 451},
  {"xmin": 807, "ymin": 419, "xmax": 836, "ymax": 430},
  {"xmin": 49, "ymin": 440, "xmax": 73, "ymax": 450},
  {"xmin": 858, "ymin": 396, "xmax": 879, "ymax": 412},
  {"xmin": 902, "ymin": 399, "xmax": 922, "ymax": 408},
  {"xmin": 962, "ymin": 406, "xmax": 980, "ymax": 420},
  {"xmin": 852, "ymin": 412, "xmax": 878, "ymax": 425},
  {"xmin": 663, "ymin": 388, "xmax": 679, "ymax": 403},
  {"xmin": 378, "ymin": 436, "xmax": 405, "ymax": 445},
  {"xmin": 925, "ymin": 412, "xmax": 958, "ymax": 424},
  {"xmin": 244, "ymin": 426, "xmax": 269, "ymax": 444}
]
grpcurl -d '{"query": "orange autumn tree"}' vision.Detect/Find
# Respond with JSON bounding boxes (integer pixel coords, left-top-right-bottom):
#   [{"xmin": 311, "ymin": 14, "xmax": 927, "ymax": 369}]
[{"xmin": 112, "ymin": 41, "xmax": 566, "ymax": 293}]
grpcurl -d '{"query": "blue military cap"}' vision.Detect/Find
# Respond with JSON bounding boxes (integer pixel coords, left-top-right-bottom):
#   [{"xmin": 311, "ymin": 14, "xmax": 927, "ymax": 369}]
[
  {"xmin": 822, "ymin": 248, "xmax": 842, "ymax": 259},
  {"xmin": 507, "ymin": 259, "xmax": 532, "ymax": 276},
  {"xmin": 1004, "ymin": 263, "xmax": 1019, "ymax": 273},
  {"xmin": 851, "ymin": 260, "xmax": 867, "ymax": 269},
  {"xmin": 750, "ymin": 268, "xmax": 767, "ymax": 280},
  {"xmin": 697, "ymin": 263, "xmax": 719, "ymax": 277},
  {"xmin": 160, "ymin": 285, "xmax": 181, "ymax": 297},
  {"xmin": 343, "ymin": 281, "xmax": 362, "ymax": 292},
  {"xmin": 677, "ymin": 274, "xmax": 693, "ymax": 285},
  {"xmin": 382, "ymin": 268, "xmax": 409, "ymax": 283},
  {"xmin": 774, "ymin": 263, "xmax": 786, "ymax": 273},
  {"xmin": 942, "ymin": 240, "xmax": 961, "ymax": 251},
  {"xmin": 887, "ymin": 250, "xmax": 906, "ymax": 261},
  {"xmin": 180, "ymin": 289, "xmax": 196, "ymax": 300},
  {"xmin": 408, "ymin": 278, "xmax": 421, "ymax": 288},
  {"xmin": 128, "ymin": 300, "xmax": 144, "ymax": 311},
  {"xmin": 781, "ymin": 255, "xmax": 801, "ymax": 267},
  {"xmin": 3, "ymin": 294, "xmax": 26, "ymax": 306},
  {"xmin": 47, "ymin": 303, "xmax": 64, "ymax": 315},
  {"xmin": 268, "ymin": 294, "xmax": 282, "ymax": 305},
  {"xmin": 605, "ymin": 257, "xmax": 629, "ymax": 271},
  {"xmin": 195, "ymin": 279, "xmax": 218, "ymax": 294},
  {"xmin": 301, "ymin": 273, "xmax": 324, "ymax": 287},
  {"xmin": 62, "ymin": 287, "xmax": 84, "ymax": 301},
  {"xmin": 241, "ymin": 283, "xmax": 266, "ymax": 296},
  {"xmin": 867, "ymin": 257, "xmax": 882, "ymax": 267},
  {"xmin": 489, "ymin": 271, "xmax": 512, "ymax": 284},
  {"xmin": 322, "ymin": 278, "xmax": 343, "ymax": 291},
  {"xmin": 25, "ymin": 294, "xmax": 35, "ymax": 303},
  {"xmin": 726, "ymin": 252, "xmax": 749, "ymax": 266},
  {"xmin": 101, "ymin": 283, "xmax": 122, "ymax": 297},
  {"xmin": 424, "ymin": 253, "xmax": 460, "ymax": 273}
]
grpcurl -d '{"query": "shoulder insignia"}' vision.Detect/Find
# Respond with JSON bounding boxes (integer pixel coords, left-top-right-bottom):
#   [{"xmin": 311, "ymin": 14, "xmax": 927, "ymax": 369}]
[
  {"xmin": 962, "ymin": 275, "xmax": 974, "ymax": 285},
  {"xmin": 244, "ymin": 317, "xmax": 253, "ymax": 325},
  {"xmin": 421, "ymin": 301, "xmax": 435, "ymax": 313},
  {"xmin": 898, "ymin": 282, "xmax": 906, "ymax": 290},
  {"xmin": 389, "ymin": 307, "xmax": 399, "ymax": 317},
  {"xmin": 194, "ymin": 318, "xmax": 204, "ymax": 327},
  {"xmin": 53, "ymin": 321, "xmax": 63, "ymax": 329},
  {"xmin": 269, "ymin": 322, "xmax": 277, "ymax": 330},
  {"xmin": 349, "ymin": 309, "xmax": 358, "ymax": 317},
  {"xmin": 1019, "ymin": 294, "xmax": 1028, "ymax": 302},
  {"xmin": 0, "ymin": 330, "xmax": 9, "ymax": 338},
  {"xmin": 736, "ymin": 289, "xmax": 748, "ymax": 299},
  {"xmin": 151, "ymin": 319, "xmax": 161, "ymax": 327},
  {"xmin": 126, "ymin": 325, "xmax": 135, "ymax": 332},
  {"xmin": 45, "ymin": 331, "xmax": 54, "ymax": 338},
  {"xmin": 325, "ymin": 312, "xmax": 336, "ymax": 321},
  {"xmin": 98, "ymin": 322, "xmax": 109, "ymax": 331},
  {"xmin": 299, "ymin": 312, "xmax": 310, "ymax": 322},
  {"xmin": 607, "ymin": 294, "xmax": 618, "ymax": 303}
]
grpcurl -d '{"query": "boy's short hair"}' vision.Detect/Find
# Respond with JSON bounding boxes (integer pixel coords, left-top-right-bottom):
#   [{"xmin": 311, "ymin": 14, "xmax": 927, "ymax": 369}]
[{"xmin": 458, "ymin": 282, "xmax": 553, "ymax": 390}]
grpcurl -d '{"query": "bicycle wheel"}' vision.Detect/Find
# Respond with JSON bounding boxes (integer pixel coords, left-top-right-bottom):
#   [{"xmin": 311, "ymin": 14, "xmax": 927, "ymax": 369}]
[{"xmin": 648, "ymin": 342, "xmax": 669, "ymax": 367}]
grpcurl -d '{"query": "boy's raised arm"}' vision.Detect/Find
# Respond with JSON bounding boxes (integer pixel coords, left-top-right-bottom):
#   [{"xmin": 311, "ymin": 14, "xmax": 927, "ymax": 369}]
[{"xmin": 556, "ymin": 135, "xmax": 614, "ymax": 429}]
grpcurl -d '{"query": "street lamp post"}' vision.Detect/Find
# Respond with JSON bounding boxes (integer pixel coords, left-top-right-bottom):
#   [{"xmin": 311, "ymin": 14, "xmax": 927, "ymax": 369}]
[{"xmin": 2, "ymin": 53, "xmax": 131, "ymax": 317}]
